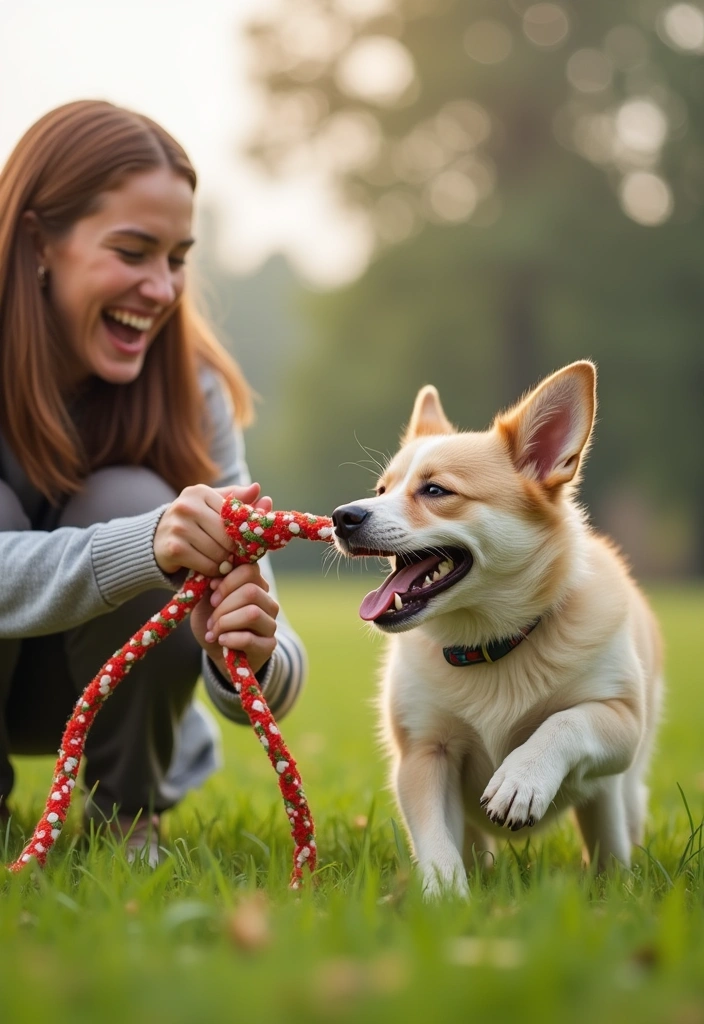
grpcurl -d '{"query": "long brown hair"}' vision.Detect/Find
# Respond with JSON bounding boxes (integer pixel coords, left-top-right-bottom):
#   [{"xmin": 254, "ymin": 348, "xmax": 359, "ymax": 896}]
[{"xmin": 0, "ymin": 100, "xmax": 253, "ymax": 503}]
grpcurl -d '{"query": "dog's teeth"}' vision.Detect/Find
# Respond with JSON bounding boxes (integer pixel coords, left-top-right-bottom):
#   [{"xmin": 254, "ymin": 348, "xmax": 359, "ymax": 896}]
[
  {"xmin": 393, "ymin": 593, "xmax": 403, "ymax": 611},
  {"xmin": 438, "ymin": 561, "xmax": 452, "ymax": 577},
  {"xmin": 423, "ymin": 576, "xmax": 433, "ymax": 587},
  {"xmin": 432, "ymin": 570, "xmax": 441, "ymax": 581}
]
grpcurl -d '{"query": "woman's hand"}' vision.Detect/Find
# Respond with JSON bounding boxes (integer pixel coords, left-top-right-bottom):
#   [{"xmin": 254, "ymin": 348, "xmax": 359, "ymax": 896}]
[
  {"xmin": 154, "ymin": 481, "xmax": 267, "ymax": 577},
  {"xmin": 190, "ymin": 563, "xmax": 280, "ymax": 678}
]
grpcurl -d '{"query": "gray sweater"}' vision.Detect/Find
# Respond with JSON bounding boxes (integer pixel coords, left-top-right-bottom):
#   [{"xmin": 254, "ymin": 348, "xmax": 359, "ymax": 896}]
[{"xmin": 0, "ymin": 366, "xmax": 307, "ymax": 734}]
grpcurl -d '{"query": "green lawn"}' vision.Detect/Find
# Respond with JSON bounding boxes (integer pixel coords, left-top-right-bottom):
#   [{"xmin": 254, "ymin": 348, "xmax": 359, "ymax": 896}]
[{"xmin": 2, "ymin": 578, "xmax": 704, "ymax": 1024}]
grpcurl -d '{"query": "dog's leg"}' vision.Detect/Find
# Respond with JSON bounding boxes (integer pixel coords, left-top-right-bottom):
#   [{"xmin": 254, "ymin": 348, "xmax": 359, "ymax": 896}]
[
  {"xmin": 481, "ymin": 698, "xmax": 641, "ymax": 834},
  {"xmin": 621, "ymin": 696, "xmax": 660, "ymax": 846},
  {"xmin": 623, "ymin": 775, "xmax": 649, "ymax": 847},
  {"xmin": 394, "ymin": 742, "xmax": 468, "ymax": 898},
  {"xmin": 460, "ymin": 758, "xmax": 496, "ymax": 872},
  {"xmin": 574, "ymin": 775, "xmax": 632, "ymax": 869}
]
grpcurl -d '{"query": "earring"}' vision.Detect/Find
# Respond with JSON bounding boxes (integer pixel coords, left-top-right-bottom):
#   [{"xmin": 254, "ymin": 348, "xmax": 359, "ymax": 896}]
[{"xmin": 37, "ymin": 264, "xmax": 47, "ymax": 287}]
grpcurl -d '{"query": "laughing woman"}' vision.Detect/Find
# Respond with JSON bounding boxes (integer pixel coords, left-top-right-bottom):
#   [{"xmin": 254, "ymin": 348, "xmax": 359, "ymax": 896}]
[{"xmin": 0, "ymin": 101, "xmax": 306, "ymax": 863}]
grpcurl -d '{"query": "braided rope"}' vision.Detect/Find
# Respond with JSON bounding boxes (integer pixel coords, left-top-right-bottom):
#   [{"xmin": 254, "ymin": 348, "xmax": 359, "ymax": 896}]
[{"xmin": 7, "ymin": 496, "xmax": 334, "ymax": 887}]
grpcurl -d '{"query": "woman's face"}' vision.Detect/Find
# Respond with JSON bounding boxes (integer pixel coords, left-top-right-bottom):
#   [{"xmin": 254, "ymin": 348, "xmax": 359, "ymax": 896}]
[{"xmin": 41, "ymin": 166, "xmax": 194, "ymax": 388}]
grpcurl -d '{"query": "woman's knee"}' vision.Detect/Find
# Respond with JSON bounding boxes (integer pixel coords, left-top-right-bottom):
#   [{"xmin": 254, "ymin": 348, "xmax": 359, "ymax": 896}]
[
  {"xmin": 60, "ymin": 466, "xmax": 177, "ymax": 527},
  {"xmin": 0, "ymin": 480, "xmax": 31, "ymax": 531}
]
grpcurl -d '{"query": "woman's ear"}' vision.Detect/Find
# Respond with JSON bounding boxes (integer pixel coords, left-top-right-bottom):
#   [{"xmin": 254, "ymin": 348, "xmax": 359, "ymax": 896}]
[{"xmin": 21, "ymin": 210, "xmax": 50, "ymax": 267}]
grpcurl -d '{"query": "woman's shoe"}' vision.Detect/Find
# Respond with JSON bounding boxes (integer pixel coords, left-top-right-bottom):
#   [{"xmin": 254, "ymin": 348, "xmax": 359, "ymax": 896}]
[{"xmin": 114, "ymin": 812, "xmax": 162, "ymax": 867}]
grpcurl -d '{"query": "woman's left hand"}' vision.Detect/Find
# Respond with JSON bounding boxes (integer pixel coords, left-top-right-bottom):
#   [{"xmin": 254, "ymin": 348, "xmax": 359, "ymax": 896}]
[{"xmin": 190, "ymin": 561, "xmax": 280, "ymax": 678}]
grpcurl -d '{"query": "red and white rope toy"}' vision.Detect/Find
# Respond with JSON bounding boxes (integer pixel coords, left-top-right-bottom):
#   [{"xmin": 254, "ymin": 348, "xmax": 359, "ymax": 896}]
[{"xmin": 7, "ymin": 496, "xmax": 334, "ymax": 887}]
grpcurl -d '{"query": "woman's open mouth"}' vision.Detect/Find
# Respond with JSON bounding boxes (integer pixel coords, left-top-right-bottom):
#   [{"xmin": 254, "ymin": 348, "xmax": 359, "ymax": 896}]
[
  {"xmin": 359, "ymin": 547, "xmax": 473, "ymax": 626},
  {"xmin": 102, "ymin": 308, "xmax": 154, "ymax": 354}
]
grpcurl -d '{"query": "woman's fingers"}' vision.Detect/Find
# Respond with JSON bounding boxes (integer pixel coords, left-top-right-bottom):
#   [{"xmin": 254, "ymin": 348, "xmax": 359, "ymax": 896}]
[
  {"xmin": 214, "ymin": 482, "xmax": 261, "ymax": 505},
  {"xmin": 205, "ymin": 603, "xmax": 278, "ymax": 644},
  {"xmin": 213, "ymin": 633, "xmax": 277, "ymax": 677},
  {"xmin": 204, "ymin": 567, "xmax": 279, "ymax": 656},
  {"xmin": 154, "ymin": 483, "xmax": 272, "ymax": 576},
  {"xmin": 214, "ymin": 484, "xmax": 273, "ymax": 516},
  {"xmin": 154, "ymin": 512, "xmax": 230, "ymax": 577},
  {"xmin": 189, "ymin": 545, "xmax": 280, "ymax": 677},
  {"xmin": 207, "ymin": 578, "xmax": 279, "ymax": 635},
  {"xmin": 210, "ymin": 563, "xmax": 271, "ymax": 601},
  {"xmin": 203, "ymin": 588, "xmax": 279, "ymax": 678},
  {"xmin": 154, "ymin": 479, "xmax": 279, "ymax": 603}
]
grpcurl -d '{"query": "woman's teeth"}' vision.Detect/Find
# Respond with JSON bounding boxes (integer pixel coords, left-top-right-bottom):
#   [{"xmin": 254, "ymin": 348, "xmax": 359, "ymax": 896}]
[{"xmin": 105, "ymin": 308, "xmax": 154, "ymax": 332}]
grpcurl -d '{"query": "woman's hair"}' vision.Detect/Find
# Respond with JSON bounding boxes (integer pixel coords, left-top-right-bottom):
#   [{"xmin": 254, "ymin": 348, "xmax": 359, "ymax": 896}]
[{"xmin": 0, "ymin": 100, "xmax": 254, "ymax": 503}]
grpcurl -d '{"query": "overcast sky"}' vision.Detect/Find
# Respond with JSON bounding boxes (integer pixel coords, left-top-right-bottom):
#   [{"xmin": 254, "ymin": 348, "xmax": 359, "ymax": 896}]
[{"xmin": 0, "ymin": 0, "xmax": 370, "ymax": 285}]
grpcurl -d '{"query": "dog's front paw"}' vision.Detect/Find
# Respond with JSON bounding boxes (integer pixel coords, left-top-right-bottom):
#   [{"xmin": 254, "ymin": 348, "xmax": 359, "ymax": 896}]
[
  {"xmin": 480, "ymin": 756, "xmax": 559, "ymax": 831},
  {"xmin": 421, "ymin": 864, "xmax": 469, "ymax": 901},
  {"xmin": 418, "ymin": 849, "xmax": 470, "ymax": 900}
]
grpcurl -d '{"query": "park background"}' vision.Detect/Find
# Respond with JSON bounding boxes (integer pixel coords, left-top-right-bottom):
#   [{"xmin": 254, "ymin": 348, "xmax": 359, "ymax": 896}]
[
  {"xmin": 2, "ymin": 0, "xmax": 702, "ymax": 580},
  {"xmin": 2, "ymin": 1, "xmax": 704, "ymax": 1022}
]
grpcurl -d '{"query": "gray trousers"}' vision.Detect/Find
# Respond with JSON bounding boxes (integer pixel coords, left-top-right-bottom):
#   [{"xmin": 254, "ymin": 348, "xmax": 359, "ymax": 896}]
[{"xmin": 0, "ymin": 468, "xmax": 203, "ymax": 819}]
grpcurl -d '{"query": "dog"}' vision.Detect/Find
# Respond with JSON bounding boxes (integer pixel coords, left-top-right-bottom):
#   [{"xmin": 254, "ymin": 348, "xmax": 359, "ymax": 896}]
[{"xmin": 332, "ymin": 361, "xmax": 662, "ymax": 897}]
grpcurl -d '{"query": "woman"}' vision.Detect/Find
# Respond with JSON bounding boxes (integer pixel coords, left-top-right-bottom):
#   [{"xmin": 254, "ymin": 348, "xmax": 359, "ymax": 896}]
[{"xmin": 0, "ymin": 100, "xmax": 306, "ymax": 862}]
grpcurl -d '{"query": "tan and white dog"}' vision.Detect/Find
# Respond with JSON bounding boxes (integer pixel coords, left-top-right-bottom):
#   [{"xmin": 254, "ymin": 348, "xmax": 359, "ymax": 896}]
[{"xmin": 332, "ymin": 361, "xmax": 662, "ymax": 897}]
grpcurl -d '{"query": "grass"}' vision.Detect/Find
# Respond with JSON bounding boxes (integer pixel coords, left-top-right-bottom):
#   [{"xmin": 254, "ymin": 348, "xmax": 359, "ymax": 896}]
[{"xmin": 2, "ymin": 576, "xmax": 704, "ymax": 1024}]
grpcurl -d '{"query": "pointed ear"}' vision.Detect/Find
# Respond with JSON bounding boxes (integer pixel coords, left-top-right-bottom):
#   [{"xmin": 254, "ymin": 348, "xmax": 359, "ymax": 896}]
[
  {"xmin": 496, "ymin": 362, "xmax": 596, "ymax": 490},
  {"xmin": 402, "ymin": 385, "xmax": 456, "ymax": 444}
]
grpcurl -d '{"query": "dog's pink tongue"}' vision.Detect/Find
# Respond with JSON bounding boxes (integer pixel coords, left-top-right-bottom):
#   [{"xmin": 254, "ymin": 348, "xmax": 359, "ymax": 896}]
[{"xmin": 360, "ymin": 554, "xmax": 441, "ymax": 621}]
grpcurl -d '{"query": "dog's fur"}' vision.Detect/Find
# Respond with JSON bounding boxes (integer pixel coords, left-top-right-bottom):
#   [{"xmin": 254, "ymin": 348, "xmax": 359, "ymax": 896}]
[{"xmin": 333, "ymin": 362, "xmax": 662, "ymax": 897}]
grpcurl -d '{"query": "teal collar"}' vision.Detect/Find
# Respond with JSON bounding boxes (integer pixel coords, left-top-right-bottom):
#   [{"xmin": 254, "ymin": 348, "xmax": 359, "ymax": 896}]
[{"xmin": 443, "ymin": 619, "xmax": 540, "ymax": 667}]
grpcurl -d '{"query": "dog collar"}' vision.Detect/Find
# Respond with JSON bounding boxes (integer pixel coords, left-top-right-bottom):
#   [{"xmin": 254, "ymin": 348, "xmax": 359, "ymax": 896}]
[{"xmin": 443, "ymin": 619, "xmax": 540, "ymax": 667}]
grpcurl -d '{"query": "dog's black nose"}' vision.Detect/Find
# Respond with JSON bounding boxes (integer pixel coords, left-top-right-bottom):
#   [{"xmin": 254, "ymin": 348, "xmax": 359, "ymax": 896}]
[{"xmin": 332, "ymin": 504, "xmax": 370, "ymax": 540}]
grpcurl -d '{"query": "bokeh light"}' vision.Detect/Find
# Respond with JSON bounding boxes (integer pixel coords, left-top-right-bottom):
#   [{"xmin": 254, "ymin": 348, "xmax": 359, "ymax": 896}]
[
  {"xmin": 615, "ymin": 99, "xmax": 668, "ymax": 156},
  {"xmin": 335, "ymin": 35, "xmax": 415, "ymax": 106},
  {"xmin": 435, "ymin": 101, "xmax": 492, "ymax": 149},
  {"xmin": 566, "ymin": 49, "xmax": 614, "ymax": 93},
  {"xmin": 619, "ymin": 170, "xmax": 674, "ymax": 225},
  {"xmin": 464, "ymin": 20, "xmax": 513, "ymax": 64},
  {"xmin": 657, "ymin": 4, "xmax": 704, "ymax": 52},
  {"xmin": 522, "ymin": 4, "xmax": 569, "ymax": 48},
  {"xmin": 427, "ymin": 170, "xmax": 479, "ymax": 222},
  {"xmin": 316, "ymin": 111, "xmax": 382, "ymax": 172}
]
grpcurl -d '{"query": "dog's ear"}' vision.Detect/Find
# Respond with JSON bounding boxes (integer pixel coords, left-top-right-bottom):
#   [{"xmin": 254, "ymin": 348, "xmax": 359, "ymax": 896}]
[
  {"xmin": 402, "ymin": 385, "xmax": 457, "ymax": 444},
  {"xmin": 496, "ymin": 361, "xmax": 596, "ymax": 490}
]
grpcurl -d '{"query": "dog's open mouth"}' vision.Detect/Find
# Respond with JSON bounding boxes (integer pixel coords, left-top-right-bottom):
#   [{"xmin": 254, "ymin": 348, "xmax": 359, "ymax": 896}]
[{"xmin": 358, "ymin": 547, "xmax": 473, "ymax": 626}]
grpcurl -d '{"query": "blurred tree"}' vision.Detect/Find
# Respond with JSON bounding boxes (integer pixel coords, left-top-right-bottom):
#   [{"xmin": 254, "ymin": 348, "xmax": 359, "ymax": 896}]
[
  {"xmin": 193, "ymin": 206, "xmax": 312, "ymax": 512},
  {"xmin": 241, "ymin": 0, "xmax": 704, "ymax": 574}
]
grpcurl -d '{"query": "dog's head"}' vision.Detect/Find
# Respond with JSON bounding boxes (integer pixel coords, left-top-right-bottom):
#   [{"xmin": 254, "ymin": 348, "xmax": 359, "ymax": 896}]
[{"xmin": 333, "ymin": 361, "xmax": 596, "ymax": 643}]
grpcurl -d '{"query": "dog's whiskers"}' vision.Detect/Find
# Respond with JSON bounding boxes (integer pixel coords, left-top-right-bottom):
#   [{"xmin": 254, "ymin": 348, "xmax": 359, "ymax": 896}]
[
  {"xmin": 338, "ymin": 459, "xmax": 384, "ymax": 479},
  {"xmin": 353, "ymin": 433, "xmax": 390, "ymax": 477}
]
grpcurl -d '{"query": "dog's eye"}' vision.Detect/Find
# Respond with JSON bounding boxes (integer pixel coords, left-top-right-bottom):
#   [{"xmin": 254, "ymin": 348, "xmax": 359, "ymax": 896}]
[{"xmin": 422, "ymin": 483, "xmax": 452, "ymax": 497}]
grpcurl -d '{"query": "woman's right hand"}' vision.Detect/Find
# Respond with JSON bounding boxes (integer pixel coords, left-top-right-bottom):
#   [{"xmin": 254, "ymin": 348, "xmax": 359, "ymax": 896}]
[{"xmin": 153, "ymin": 482, "xmax": 266, "ymax": 577}]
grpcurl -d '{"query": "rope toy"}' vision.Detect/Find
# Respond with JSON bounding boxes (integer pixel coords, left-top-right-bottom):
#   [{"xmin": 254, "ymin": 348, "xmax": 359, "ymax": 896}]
[{"xmin": 6, "ymin": 496, "xmax": 334, "ymax": 887}]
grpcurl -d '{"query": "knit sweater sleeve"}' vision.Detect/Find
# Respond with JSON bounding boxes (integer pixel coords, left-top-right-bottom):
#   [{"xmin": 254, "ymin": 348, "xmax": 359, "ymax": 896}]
[
  {"xmin": 197, "ymin": 366, "xmax": 308, "ymax": 726},
  {"xmin": 0, "ymin": 497, "xmax": 176, "ymax": 639}
]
